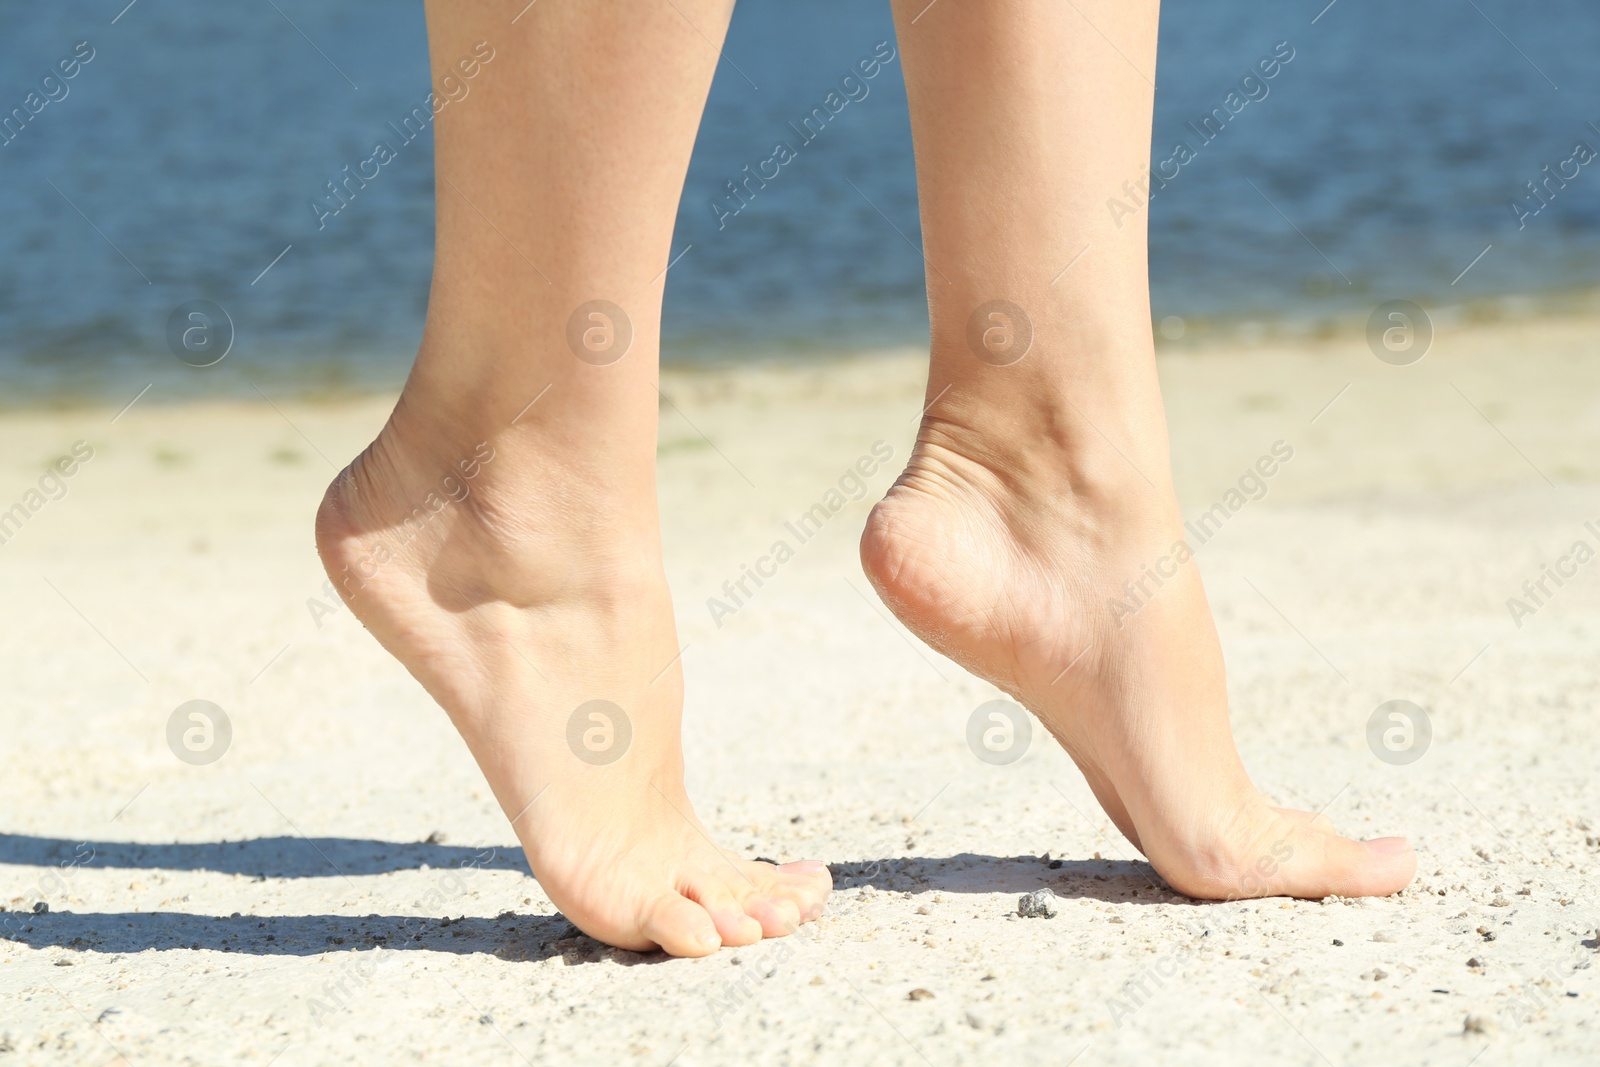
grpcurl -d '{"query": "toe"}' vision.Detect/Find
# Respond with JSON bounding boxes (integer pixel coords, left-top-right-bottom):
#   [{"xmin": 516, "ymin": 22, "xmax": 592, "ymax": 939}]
[
  {"xmin": 1282, "ymin": 828, "xmax": 1416, "ymax": 898},
  {"xmin": 687, "ymin": 886, "xmax": 764, "ymax": 947},
  {"xmin": 743, "ymin": 893, "xmax": 804, "ymax": 938},
  {"xmin": 638, "ymin": 893, "xmax": 723, "ymax": 957},
  {"xmin": 1238, "ymin": 816, "xmax": 1415, "ymax": 900},
  {"xmin": 770, "ymin": 860, "xmax": 833, "ymax": 922},
  {"xmin": 718, "ymin": 859, "xmax": 815, "ymax": 938},
  {"xmin": 1157, "ymin": 802, "xmax": 1415, "ymax": 901}
]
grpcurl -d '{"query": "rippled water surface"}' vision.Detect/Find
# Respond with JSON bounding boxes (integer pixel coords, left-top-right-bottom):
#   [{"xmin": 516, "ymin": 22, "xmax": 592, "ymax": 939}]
[{"xmin": 1, "ymin": 0, "xmax": 1596, "ymax": 400}]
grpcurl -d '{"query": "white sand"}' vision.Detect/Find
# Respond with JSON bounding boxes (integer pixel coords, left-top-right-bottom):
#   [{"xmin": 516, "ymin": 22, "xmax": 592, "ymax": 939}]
[{"xmin": 2, "ymin": 315, "xmax": 1597, "ymax": 1064}]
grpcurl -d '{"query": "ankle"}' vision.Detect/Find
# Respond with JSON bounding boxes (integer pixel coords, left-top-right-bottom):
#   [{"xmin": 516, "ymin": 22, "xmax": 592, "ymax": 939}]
[
  {"xmin": 320, "ymin": 398, "xmax": 665, "ymax": 611},
  {"xmin": 923, "ymin": 299, "xmax": 1170, "ymax": 465},
  {"xmin": 910, "ymin": 361, "xmax": 1177, "ymax": 520},
  {"xmin": 386, "ymin": 353, "xmax": 661, "ymax": 520},
  {"xmin": 407, "ymin": 295, "xmax": 663, "ymax": 429}
]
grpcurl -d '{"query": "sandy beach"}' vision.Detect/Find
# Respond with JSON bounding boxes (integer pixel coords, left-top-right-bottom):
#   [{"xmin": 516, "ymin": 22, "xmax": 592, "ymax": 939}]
[{"xmin": 2, "ymin": 313, "xmax": 1598, "ymax": 1065}]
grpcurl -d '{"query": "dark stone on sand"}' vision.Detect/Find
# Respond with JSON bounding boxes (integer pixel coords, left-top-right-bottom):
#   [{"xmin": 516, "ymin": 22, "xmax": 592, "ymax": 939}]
[{"xmin": 1018, "ymin": 889, "xmax": 1057, "ymax": 918}]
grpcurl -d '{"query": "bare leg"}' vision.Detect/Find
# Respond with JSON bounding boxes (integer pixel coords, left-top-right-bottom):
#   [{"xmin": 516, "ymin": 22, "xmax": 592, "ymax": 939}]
[
  {"xmin": 316, "ymin": 0, "xmax": 830, "ymax": 955},
  {"xmin": 863, "ymin": 0, "xmax": 1414, "ymax": 898}
]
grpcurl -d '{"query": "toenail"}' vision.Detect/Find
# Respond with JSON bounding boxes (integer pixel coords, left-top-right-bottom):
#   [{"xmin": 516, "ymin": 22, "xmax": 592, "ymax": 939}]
[
  {"xmin": 779, "ymin": 860, "xmax": 825, "ymax": 874},
  {"xmin": 1364, "ymin": 837, "xmax": 1412, "ymax": 854},
  {"xmin": 699, "ymin": 931, "xmax": 722, "ymax": 949}
]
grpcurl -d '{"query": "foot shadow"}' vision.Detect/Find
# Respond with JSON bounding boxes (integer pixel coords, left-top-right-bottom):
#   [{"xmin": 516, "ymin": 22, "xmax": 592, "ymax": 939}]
[
  {"xmin": 830, "ymin": 853, "xmax": 1187, "ymax": 906},
  {"xmin": 0, "ymin": 833, "xmax": 531, "ymax": 879},
  {"xmin": 0, "ymin": 833, "xmax": 648, "ymax": 963},
  {"xmin": 0, "ymin": 848, "xmax": 1181, "ymax": 963},
  {"xmin": 0, "ymin": 909, "xmax": 638, "ymax": 964}
]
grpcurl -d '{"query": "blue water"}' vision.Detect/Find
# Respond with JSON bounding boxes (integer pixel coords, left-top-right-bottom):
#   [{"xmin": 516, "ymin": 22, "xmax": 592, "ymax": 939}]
[{"xmin": 1, "ymin": 0, "xmax": 1597, "ymax": 402}]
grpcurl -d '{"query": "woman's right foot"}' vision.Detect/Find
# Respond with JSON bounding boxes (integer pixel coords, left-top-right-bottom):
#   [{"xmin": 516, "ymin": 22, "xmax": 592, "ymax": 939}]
[
  {"xmin": 315, "ymin": 389, "xmax": 830, "ymax": 956},
  {"xmin": 862, "ymin": 337, "xmax": 1416, "ymax": 901}
]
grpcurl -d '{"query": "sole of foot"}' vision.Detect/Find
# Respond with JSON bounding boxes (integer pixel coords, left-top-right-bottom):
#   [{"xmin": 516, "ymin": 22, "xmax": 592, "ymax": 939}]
[
  {"xmin": 316, "ymin": 416, "xmax": 832, "ymax": 955},
  {"xmin": 861, "ymin": 418, "xmax": 1415, "ymax": 901}
]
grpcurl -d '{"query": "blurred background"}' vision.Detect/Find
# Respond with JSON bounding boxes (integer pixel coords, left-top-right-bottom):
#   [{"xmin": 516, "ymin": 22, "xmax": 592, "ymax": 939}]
[{"xmin": 1, "ymin": 0, "xmax": 1598, "ymax": 403}]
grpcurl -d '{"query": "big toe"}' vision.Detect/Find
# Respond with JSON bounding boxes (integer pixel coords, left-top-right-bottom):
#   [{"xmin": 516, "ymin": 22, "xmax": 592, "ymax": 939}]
[
  {"xmin": 1157, "ymin": 806, "xmax": 1415, "ymax": 902},
  {"xmin": 1268, "ymin": 824, "xmax": 1416, "ymax": 899}
]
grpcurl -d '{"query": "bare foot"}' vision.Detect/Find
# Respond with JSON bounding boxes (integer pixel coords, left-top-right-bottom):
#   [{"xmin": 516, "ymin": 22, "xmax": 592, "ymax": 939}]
[
  {"xmin": 861, "ymin": 381, "xmax": 1416, "ymax": 900},
  {"xmin": 316, "ymin": 402, "xmax": 830, "ymax": 955}
]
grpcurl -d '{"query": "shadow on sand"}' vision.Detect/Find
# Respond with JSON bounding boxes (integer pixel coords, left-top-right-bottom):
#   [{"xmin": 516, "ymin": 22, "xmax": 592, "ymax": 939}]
[
  {"xmin": 0, "ymin": 832, "xmax": 531, "ymax": 879},
  {"xmin": 3, "ymin": 843, "xmax": 1187, "ymax": 961},
  {"xmin": 829, "ymin": 851, "xmax": 1180, "ymax": 905},
  {"xmin": 1, "ymin": 908, "xmax": 586, "ymax": 962}
]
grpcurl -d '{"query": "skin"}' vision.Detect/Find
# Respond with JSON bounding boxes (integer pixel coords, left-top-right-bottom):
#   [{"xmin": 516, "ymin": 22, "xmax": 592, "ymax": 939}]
[
  {"xmin": 864, "ymin": 0, "xmax": 1415, "ymax": 898},
  {"xmin": 317, "ymin": 0, "xmax": 831, "ymax": 957},
  {"xmin": 318, "ymin": 0, "xmax": 1413, "ymax": 956}
]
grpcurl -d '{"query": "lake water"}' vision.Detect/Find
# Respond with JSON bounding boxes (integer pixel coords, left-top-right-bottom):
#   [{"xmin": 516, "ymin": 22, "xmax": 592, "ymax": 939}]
[{"xmin": 1, "ymin": 0, "xmax": 1597, "ymax": 402}]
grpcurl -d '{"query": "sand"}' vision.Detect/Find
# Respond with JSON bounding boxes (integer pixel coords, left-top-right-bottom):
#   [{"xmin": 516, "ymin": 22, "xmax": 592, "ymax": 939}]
[{"xmin": 2, "ymin": 313, "xmax": 1598, "ymax": 1065}]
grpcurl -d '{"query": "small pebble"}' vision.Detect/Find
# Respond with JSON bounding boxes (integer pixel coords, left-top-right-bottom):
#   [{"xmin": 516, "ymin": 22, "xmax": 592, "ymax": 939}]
[
  {"xmin": 1372, "ymin": 929, "xmax": 1398, "ymax": 943},
  {"xmin": 1331, "ymin": 939, "xmax": 1344, "ymax": 946},
  {"xmin": 1018, "ymin": 889, "xmax": 1058, "ymax": 919},
  {"xmin": 1463, "ymin": 1013, "xmax": 1496, "ymax": 1035},
  {"xmin": 1467, "ymin": 957, "xmax": 1484, "ymax": 969},
  {"xmin": 965, "ymin": 1011, "xmax": 986, "ymax": 1030},
  {"xmin": 907, "ymin": 988, "xmax": 935, "ymax": 1001}
]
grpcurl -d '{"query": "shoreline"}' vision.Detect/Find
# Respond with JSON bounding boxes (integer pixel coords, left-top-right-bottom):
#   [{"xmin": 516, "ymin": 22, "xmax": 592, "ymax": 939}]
[{"xmin": 4, "ymin": 289, "xmax": 1600, "ymax": 413}]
